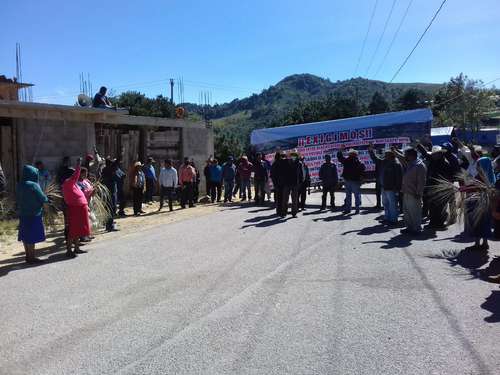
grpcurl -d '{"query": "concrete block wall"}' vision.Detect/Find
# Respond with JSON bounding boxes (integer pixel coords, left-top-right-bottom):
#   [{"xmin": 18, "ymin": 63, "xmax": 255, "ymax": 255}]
[
  {"xmin": 182, "ymin": 127, "xmax": 214, "ymax": 195},
  {"xmin": 16, "ymin": 118, "xmax": 95, "ymax": 176}
]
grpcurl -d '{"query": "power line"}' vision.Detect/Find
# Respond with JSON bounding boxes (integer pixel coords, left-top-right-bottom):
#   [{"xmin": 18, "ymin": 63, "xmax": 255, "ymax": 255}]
[
  {"xmin": 390, "ymin": 0, "xmax": 449, "ymax": 83},
  {"xmin": 365, "ymin": 0, "xmax": 398, "ymax": 76},
  {"xmin": 373, "ymin": 0, "xmax": 413, "ymax": 78},
  {"xmin": 34, "ymin": 77, "xmax": 258, "ymax": 101},
  {"xmin": 353, "ymin": 0, "xmax": 379, "ymax": 77}
]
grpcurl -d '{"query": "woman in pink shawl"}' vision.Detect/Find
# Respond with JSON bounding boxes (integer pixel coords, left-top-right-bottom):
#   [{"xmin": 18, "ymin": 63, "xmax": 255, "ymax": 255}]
[{"xmin": 62, "ymin": 158, "xmax": 91, "ymax": 257}]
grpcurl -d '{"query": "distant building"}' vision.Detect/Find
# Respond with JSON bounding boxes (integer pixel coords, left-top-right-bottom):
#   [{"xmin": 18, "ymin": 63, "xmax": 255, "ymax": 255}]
[{"xmin": 0, "ymin": 75, "xmax": 33, "ymax": 101}]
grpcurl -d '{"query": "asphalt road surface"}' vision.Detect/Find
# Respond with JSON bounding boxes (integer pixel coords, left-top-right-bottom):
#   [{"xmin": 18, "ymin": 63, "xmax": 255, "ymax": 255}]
[{"xmin": 1, "ymin": 192, "xmax": 499, "ymax": 375}]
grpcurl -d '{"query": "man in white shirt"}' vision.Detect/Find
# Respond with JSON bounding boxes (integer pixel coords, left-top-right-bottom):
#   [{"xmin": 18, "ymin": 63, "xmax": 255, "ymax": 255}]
[{"xmin": 158, "ymin": 159, "xmax": 178, "ymax": 211}]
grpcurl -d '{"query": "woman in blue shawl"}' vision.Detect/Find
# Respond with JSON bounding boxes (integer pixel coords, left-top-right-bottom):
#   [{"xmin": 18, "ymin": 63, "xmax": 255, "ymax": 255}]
[
  {"xmin": 16, "ymin": 165, "xmax": 48, "ymax": 263},
  {"xmin": 467, "ymin": 157, "xmax": 496, "ymax": 250}
]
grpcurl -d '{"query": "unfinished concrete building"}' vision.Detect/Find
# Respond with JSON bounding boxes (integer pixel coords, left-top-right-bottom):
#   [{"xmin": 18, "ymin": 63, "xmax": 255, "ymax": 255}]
[{"xmin": 0, "ymin": 78, "xmax": 213, "ymax": 194}]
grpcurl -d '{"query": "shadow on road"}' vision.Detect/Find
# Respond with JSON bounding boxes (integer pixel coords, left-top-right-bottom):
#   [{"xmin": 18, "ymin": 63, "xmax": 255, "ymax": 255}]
[
  {"xmin": 363, "ymin": 230, "xmax": 437, "ymax": 249},
  {"xmin": 481, "ymin": 290, "xmax": 500, "ymax": 323},
  {"xmin": 244, "ymin": 213, "xmax": 278, "ymax": 223},
  {"xmin": 432, "ymin": 233, "xmax": 473, "ymax": 244},
  {"xmin": 241, "ymin": 216, "xmax": 290, "ymax": 229},
  {"xmin": 312, "ymin": 213, "xmax": 352, "ymax": 222},
  {"xmin": 428, "ymin": 248, "xmax": 490, "ymax": 271},
  {"xmin": 0, "ymin": 236, "xmax": 73, "ymax": 277},
  {"xmin": 427, "ymin": 247, "xmax": 500, "ymax": 324},
  {"xmin": 342, "ymin": 223, "xmax": 390, "ymax": 236}
]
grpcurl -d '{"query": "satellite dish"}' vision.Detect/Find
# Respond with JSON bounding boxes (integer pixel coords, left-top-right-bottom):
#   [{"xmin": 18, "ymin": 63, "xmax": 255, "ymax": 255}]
[{"xmin": 77, "ymin": 93, "xmax": 92, "ymax": 107}]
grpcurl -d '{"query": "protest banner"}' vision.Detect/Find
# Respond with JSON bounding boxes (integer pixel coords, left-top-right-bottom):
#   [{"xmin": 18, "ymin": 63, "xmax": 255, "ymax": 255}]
[{"xmin": 250, "ymin": 109, "xmax": 433, "ymax": 182}]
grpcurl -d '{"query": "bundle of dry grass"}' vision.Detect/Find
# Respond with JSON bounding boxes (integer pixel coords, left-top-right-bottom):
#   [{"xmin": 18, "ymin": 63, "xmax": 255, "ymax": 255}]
[
  {"xmin": 43, "ymin": 182, "xmax": 64, "ymax": 231},
  {"xmin": 428, "ymin": 170, "xmax": 497, "ymax": 227},
  {"xmin": 89, "ymin": 181, "xmax": 113, "ymax": 228},
  {"xmin": 0, "ymin": 195, "xmax": 16, "ymax": 220}
]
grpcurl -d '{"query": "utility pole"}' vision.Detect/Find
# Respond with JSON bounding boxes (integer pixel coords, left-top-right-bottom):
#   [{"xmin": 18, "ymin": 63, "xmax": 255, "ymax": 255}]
[{"xmin": 169, "ymin": 78, "xmax": 175, "ymax": 104}]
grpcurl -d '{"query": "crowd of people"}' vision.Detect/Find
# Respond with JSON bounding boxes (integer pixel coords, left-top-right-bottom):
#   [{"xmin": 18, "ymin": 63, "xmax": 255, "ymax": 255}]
[
  {"xmin": 9, "ymin": 150, "xmax": 206, "ymax": 262},
  {"xmin": 6, "ymin": 136, "xmax": 500, "ymax": 264}
]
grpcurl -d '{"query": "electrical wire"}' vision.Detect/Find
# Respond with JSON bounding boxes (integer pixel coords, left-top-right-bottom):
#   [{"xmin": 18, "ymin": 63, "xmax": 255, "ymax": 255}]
[
  {"xmin": 366, "ymin": 0, "xmax": 398, "ymax": 76},
  {"xmin": 34, "ymin": 78, "xmax": 258, "ymax": 101},
  {"xmin": 389, "ymin": 0, "xmax": 449, "ymax": 83},
  {"xmin": 353, "ymin": 0, "xmax": 379, "ymax": 76},
  {"xmin": 373, "ymin": 0, "xmax": 413, "ymax": 78}
]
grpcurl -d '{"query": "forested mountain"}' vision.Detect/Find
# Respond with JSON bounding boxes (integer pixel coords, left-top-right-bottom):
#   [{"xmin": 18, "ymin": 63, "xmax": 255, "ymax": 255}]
[
  {"xmin": 184, "ymin": 74, "xmax": 441, "ymax": 121},
  {"xmin": 182, "ymin": 74, "xmax": 443, "ymax": 158}
]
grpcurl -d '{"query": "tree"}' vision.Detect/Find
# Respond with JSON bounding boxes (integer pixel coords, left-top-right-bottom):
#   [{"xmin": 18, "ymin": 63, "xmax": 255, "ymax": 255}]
[
  {"xmin": 110, "ymin": 91, "xmax": 176, "ymax": 118},
  {"xmin": 214, "ymin": 128, "xmax": 244, "ymax": 162},
  {"xmin": 396, "ymin": 88, "xmax": 430, "ymax": 110},
  {"xmin": 432, "ymin": 73, "xmax": 496, "ymax": 132},
  {"xmin": 368, "ymin": 92, "xmax": 390, "ymax": 114}
]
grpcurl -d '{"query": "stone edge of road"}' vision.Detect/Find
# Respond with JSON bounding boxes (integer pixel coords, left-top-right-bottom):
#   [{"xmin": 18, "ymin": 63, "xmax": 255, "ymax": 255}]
[{"xmin": 0, "ymin": 201, "xmax": 227, "ymax": 263}]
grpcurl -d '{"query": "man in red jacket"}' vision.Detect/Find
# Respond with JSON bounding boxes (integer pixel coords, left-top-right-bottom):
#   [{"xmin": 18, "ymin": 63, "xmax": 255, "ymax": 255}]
[{"xmin": 238, "ymin": 156, "xmax": 253, "ymax": 201}]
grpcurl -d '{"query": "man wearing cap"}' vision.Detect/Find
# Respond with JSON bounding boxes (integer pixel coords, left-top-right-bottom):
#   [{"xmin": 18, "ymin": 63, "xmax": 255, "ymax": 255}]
[
  {"xmin": 337, "ymin": 145, "xmax": 365, "ymax": 214},
  {"xmin": 143, "ymin": 157, "xmax": 157, "ymax": 204},
  {"xmin": 319, "ymin": 154, "xmax": 338, "ymax": 210},
  {"xmin": 222, "ymin": 156, "xmax": 236, "ymax": 202},
  {"xmin": 368, "ymin": 144, "xmax": 402, "ymax": 225}
]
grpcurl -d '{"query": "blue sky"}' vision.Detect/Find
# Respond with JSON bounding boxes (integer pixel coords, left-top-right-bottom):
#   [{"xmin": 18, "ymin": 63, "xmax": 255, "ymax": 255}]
[{"xmin": 1, "ymin": 0, "xmax": 498, "ymax": 105}]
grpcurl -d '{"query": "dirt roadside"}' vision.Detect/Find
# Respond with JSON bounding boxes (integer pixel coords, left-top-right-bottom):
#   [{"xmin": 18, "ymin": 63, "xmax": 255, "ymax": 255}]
[{"xmin": 0, "ymin": 199, "xmax": 231, "ymax": 264}]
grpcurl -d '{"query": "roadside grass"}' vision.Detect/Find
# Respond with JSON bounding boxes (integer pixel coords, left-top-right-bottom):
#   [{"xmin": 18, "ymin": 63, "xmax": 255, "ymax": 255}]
[
  {"xmin": 0, "ymin": 196, "xmax": 17, "ymax": 245},
  {"xmin": 0, "ymin": 219, "xmax": 17, "ymax": 239}
]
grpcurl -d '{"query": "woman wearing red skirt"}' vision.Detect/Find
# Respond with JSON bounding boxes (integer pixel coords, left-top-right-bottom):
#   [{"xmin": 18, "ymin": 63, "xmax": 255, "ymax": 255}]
[{"xmin": 62, "ymin": 157, "xmax": 91, "ymax": 257}]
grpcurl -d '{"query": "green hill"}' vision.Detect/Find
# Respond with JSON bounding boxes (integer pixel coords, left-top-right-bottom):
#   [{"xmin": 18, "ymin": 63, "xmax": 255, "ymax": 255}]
[
  {"xmin": 186, "ymin": 74, "xmax": 441, "ymax": 120},
  {"xmin": 182, "ymin": 74, "xmax": 443, "ymax": 157}
]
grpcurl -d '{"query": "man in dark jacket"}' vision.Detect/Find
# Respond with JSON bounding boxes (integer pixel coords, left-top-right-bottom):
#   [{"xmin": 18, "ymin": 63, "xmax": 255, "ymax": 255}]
[
  {"xmin": 253, "ymin": 153, "xmax": 268, "ymax": 205},
  {"xmin": 337, "ymin": 145, "xmax": 365, "ymax": 214},
  {"xmin": 417, "ymin": 144, "xmax": 454, "ymax": 229},
  {"xmin": 299, "ymin": 156, "xmax": 310, "ymax": 211},
  {"xmin": 319, "ymin": 154, "xmax": 338, "ymax": 210},
  {"xmin": 282, "ymin": 151, "xmax": 304, "ymax": 218},
  {"xmin": 271, "ymin": 152, "xmax": 287, "ymax": 216},
  {"xmin": 369, "ymin": 144, "xmax": 402, "ymax": 224}
]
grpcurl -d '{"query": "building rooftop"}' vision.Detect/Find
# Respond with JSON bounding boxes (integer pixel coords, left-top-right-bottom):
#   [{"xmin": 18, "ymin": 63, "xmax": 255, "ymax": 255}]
[
  {"xmin": 0, "ymin": 100, "xmax": 204, "ymax": 128},
  {"xmin": 0, "ymin": 75, "xmax": 34, "ymax": 88}
]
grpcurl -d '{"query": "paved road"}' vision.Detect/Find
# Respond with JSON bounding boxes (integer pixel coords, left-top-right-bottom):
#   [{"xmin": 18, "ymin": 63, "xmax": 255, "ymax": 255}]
[{"xmin": 1, "ymin": 192, "xmax": 499, "ymax": 375}]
